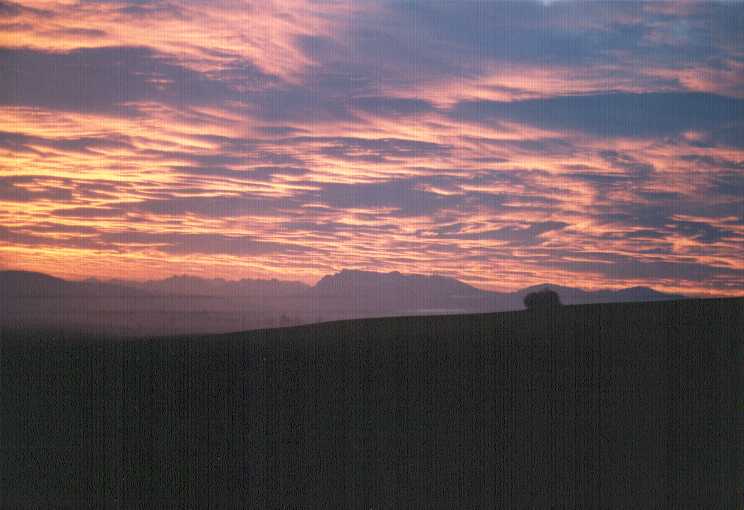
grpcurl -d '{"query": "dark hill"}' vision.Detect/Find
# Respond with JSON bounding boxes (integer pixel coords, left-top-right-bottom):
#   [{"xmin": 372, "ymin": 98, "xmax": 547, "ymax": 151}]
[
  {"xmin": 516, "ymin": 282, "xmax": 685, "ymax": 304},
  {"xmin": 1, "ymin": 298, "xmax": 740, "ymax": 508}
]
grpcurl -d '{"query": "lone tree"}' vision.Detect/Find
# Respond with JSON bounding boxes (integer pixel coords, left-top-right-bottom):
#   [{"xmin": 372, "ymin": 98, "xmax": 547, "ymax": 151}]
[{"xmin": 523, "ymin": 288, "xmax": 562, "ymax": 310}]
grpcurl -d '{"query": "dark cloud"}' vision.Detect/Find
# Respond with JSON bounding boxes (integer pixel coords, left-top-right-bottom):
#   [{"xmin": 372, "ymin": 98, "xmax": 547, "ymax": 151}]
[
  {"xmin": 134, "ymin": 144, "xmax": 302, "ymax": 170},
  {"xmin": 284, "ymin": 0, "xmax": 744, "ymax": 104},
  {"xmin": 380, "ymin": 1, "xmax": 744, "ymax": 89},
  {"xmin": 246, "ymin": 85, "xmax": 355, "ymax": 123},
  {"xmin": 0, "ymin": 46, "xmax": 256, "ymax": 113},
  {"xmin": 249, "ymin": 166, "xmax": 307, "ymax": 179},
  {"xmin": 0, "ymin": 130, "xmax": 133, "ymax": 155},
  {"xmin": 0, "ymin": 176, "xmax": 73, "ymax": 202},
  {"xmin": 350, "ymin": 96, "xmax": 437, "ymax": 117},
  {"xmin": 451, "ymin": 93, "xmax": 744, "ymax": 138},
  {"xmin": 467, "ymin": 156, "xmax": 510, "ymax": 164},
  {"xmin": 636, "ymin": 191, "xmax": 685, "ymax": 202},
  {"xmin": 52, "ymin": 206, "xmax": 128, "ymax": 218},
  {"xmin": 599, "ymin": 151, "xmax": 655, "ymax": 180},
  {"xmin": 255, "ymin": 126, "xmax": 307, "ymax": 136},
  {"xmin": 679, "ymin": 154, "xmax": 744, "ymax": 170},
  {"xmin": 279, "ymin": 220, "xmax": 399, "ymax": 237},
  {"xmin": 672, "ymin": 220, "xmax": 732, "ymax": 244},
  {"xmin": 46, "ymin": 27, "xmax": 107, "ymax": 38},
  {"xmin": 623, "ymin": 229, "xmax": 669, "ymax": 240},
  {"xmin": 133, "ymin": 195, "xmax": 300, "ymax": 218},
  {"xmin": 1, "ymin": 224, "xmax": 314, "ymax": 257},
  {"xmin": 0, "ymin": 1, "xmax": 22, "ymax": 16},
  {"xmin": 548, "ymin": 256, "xmax": 744, "ymax": 285},
  {"xmin": 288, "ymin": 136, "xmax": 451, "ymax": 162},
  {"xmin": 0, "ymin": 1, "xmax": 49, "ymax": 17},
  {"xmin": 172, "ymin": 165, "xmax": 306, "ymax": 180},
  {"xmin": 465, "ymin": 136, "xmax": 578, "ymax": 157},
  {"xmin": 567, "ymin": 172, "xmax": 632, "ymax": 188},
  {"xmin": 435, "ymin": 221, "xmax": 569, "ymax": 245},
  {"xmin": 323, "ymin": 139, "xmax": 449, "ymax": 163},
  {"xmin": 610, "ymin": 216, "xmax": 740, "ymax": 245},
  {"xmin": 81, "ymin": 0, "xmax": 191, "ymax": 18},
  {"xmin": 98, "ymin": 231, "xmax": 308, "ymax": 256},
  {"xmin": 0, "ymin": 225, "xmax": 55, "ymax": 247},
  {"xmin": 314, "ymin": 179, "xmax": 462, "ymax": 217},
  {"xmin": 30, "ymin": 222, "xmax": 99, "ymax": 234},
  {"xmin": 711, "ymin": 173, "xmax": 744, "ymax": 197},
  {"xmin": 711, "ymin": 125, "xmax": 744, "ymax": 149}
]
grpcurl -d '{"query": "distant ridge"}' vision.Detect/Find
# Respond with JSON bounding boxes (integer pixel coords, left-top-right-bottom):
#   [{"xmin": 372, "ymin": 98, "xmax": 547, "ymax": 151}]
[
  {"xmin": 131, "ymin": 274, "xmax": 309, "ymax": 297},
  {"xmin": 309, "ymin": 270, "xmax": 685, "ymax": 304},
  {"xmin": 309, "ymin": 269, "xmax": 487, "ymax": 298},
  {"xmin": 0, "ymin": 268, "xmax": 686, "ymax": 303},
  {"xmin": 0, "ymin": 270, "xmax": 154, "ymax": 298},
  {"xmin": 515, "ymin": 282, "xmax": 685, "ymax": 304},
  {"xmin": 0, "ymin": 269, "xmax": 689, "ymax": 335}
]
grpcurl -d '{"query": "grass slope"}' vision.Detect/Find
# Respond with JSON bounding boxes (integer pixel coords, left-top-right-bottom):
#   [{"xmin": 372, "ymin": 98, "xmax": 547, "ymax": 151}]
[{"xmin": 2, "ymin": 298, "xmax": 742, "ymax": 508}]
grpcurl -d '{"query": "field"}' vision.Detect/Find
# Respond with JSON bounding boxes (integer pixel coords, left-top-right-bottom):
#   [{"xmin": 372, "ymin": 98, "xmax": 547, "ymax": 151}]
[{"xmin": 2, "ymin": 298, "xmax": 741, "ymax": 508}]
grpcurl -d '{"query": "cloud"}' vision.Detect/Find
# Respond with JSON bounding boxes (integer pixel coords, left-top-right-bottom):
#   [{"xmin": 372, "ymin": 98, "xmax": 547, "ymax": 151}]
[
  {"xmin": 672, "ymin": 220, "xmax": 733, "ymax": 244},
  {"xmin": 98, "ymin": 231, "xmax": 309, "ymax": 256},
  {"xmin": 711, "ymin": 173, "xmax": 744, "ymax": 197},
  {"xmin": 0, "ymin": 130, "xmax": 133, "ymax": 155},
  {"xmin": 0, "ymin": 176, "xmax": 73, "ymax": 202},
  {"xmin": 291, "ymin": 136, "xmax": 451, "ymax": 163},
  {"xmin": 450, "ymin": 93, "xmax": 744, "ymax": 138},
  {"xmin": 1, "ymin": 0, "xmax": 743, "ymax": 294},
  {"xmin": 309, "ymin": 178, "xmax": 474, "ymax": 218},
  {"xmin": 0, "ymin": 1, "xmax": 49, "ymax": 17},
  {"xmin": 0, "ymin": 46, "xmax": 254, "ymax": 113},
  {"xmin": 350, "ymin": 96, "xmax": 437, "ymax": 117},
  {"xmin": 51, "ymin": 206, "xmax": 128, "ymax": 218},
  {"xmin": 549, "ymin": 255, "xmax": 744, "ymax": 286},
  {"xmin": 436, "ymin": 221, "xmax": 569, "ymax": 245},
  {"xmin": 133, "ymin": 195, "xmax": 300, "ymax": 218}
]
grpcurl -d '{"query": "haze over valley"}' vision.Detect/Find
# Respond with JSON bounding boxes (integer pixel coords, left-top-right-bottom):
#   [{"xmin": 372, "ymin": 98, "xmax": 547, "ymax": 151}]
[{"xmin": 1, "ymin": 269, "xmax": 684, "ymax": 335}]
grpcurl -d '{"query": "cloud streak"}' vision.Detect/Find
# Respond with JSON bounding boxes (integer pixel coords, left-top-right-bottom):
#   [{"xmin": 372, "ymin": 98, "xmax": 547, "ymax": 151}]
[{"xmin": 0, "ymin": 0, "xmax": 742, "ymax": 295}]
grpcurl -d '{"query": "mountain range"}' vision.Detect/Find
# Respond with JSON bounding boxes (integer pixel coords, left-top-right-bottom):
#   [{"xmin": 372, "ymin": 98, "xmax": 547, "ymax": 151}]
[
  {"xmin": 0, "ymin": 270, "xmax": 155, "ymax": 298},
  {"xmin": 105, "ymin": 274, "xmax": 309, "ymax": 297},
  {"xmin": 0, "ymin": 269, "xmax": 687, "ymax": 335},
  {"xmin": 1, "ymin": 268, "xmax": 685, "ymax": 304}
]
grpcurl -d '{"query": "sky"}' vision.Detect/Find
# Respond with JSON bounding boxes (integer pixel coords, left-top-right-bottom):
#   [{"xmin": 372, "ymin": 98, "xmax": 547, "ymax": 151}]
[{"xmin": 0, "ymin": 0, "xmax": 743, "ymax": 295}]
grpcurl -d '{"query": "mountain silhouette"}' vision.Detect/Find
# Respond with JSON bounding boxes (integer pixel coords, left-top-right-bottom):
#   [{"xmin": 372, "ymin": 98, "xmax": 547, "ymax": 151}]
[
  {"xmin": 309, "ymin": 270, "xmax": 683, "ymax": 304},
  {"xmin": 2, "ymin": 269, "xmax": 682, "ymax": 303},
  {"xmin": 516, "ymin": 282, "xmax": 684, "ymax": 304},
  {"xmin": 309, "ymin": 269, "xmax": 488, "ymax": 298},
  {"xmin": 0, "ymin": 270, "xmax": 153, "ymax": 299},
  {"xmin": 132, "ymin": 274, "xmax": 309, "ymax": 297},
  {"xmin": 0, "ymin": 269, "xmax": 688, "ymax": 335}
]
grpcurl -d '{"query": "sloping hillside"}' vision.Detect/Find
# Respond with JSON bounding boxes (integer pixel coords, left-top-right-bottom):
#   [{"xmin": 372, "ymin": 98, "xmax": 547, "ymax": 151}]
[{"xmin": 1, "ymin": 298, "xmax": 741, "ymax": 508}]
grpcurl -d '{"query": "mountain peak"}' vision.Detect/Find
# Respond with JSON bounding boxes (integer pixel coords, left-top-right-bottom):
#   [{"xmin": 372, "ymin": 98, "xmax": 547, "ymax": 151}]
[{"xmin": 310, "ymin": 269, "xmax": 484, "ymax": 298}]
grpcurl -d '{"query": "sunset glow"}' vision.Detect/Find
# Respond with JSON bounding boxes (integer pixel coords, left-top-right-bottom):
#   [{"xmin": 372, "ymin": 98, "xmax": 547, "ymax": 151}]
[{"xmin": 1, "ymin": 0, "xmax": 743, "ymax": 295}]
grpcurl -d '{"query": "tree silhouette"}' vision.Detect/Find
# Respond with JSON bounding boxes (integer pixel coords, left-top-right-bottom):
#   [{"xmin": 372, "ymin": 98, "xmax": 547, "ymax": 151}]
[{"xmin": 523, "ymin": 288, "xmax": 562, "ymax": 310}]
